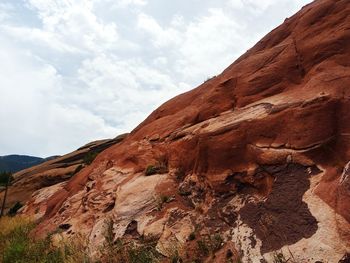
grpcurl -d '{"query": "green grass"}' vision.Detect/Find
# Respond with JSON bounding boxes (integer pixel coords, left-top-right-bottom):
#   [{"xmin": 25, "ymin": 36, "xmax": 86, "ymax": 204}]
[
  {"xmin": 0, "ymin": 216, "xmax": 162, "ymax": 263},
  {"xmin": 0, "ymin": 216, "xmax": 90, "ymax": 263},
  {"xmin": 0, "ymin": 216, "xmax": 65, "ymax": 263},
  {"xmin": 145, "ymin": 164, "xmax": 168, "ymax": 176},
  {"xmin": 145, "ymin": 165, "xmax": 158, "ymax": 176},
  {"xmin": 99, "ymin": 237, "xmax": 161, "ymax": 263},
  {"xmin": 0, "ymin": 217, "xmax": 237, "ymax": 263},
  {"xmin": 145, "ymin": 156, "xmax": 169, "ymax": 176}
]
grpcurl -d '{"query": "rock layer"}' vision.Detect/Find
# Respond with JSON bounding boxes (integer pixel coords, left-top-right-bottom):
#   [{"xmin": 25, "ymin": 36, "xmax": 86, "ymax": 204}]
[{"xmin": 18, "ymin": 0, "xmax": 350, "ymax": 262}]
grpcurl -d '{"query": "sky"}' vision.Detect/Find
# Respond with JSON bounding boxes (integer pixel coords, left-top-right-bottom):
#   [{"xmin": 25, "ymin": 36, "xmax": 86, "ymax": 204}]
[{"xmin": 0, "ymin": 0, "xmax": 312, "ymax": 157}]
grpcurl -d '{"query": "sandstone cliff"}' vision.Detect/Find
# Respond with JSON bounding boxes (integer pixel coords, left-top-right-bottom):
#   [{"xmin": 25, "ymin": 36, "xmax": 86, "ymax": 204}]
[{"xmin": 18, "ymin": 0, "xmax": 350, "ymax": 261}]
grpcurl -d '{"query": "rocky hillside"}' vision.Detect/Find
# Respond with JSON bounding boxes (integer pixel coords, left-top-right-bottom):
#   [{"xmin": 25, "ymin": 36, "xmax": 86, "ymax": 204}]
[
  {"xmin": 16, "ymin": 0, "xmax": 350, "ymax": 262},
  {"xmin": 0, "ymin": 134, "xmax": 127, "ymax": 214}
]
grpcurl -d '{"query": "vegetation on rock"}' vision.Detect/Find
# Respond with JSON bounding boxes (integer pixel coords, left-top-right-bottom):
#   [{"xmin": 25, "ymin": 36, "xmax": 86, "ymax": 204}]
[
  {"xmin": 83, "ymin": 152, "xmax": 98, "ymax": 165},
  {"xmin": 145, "ymin": 155, "xmax": 169, "ymax": 176}
]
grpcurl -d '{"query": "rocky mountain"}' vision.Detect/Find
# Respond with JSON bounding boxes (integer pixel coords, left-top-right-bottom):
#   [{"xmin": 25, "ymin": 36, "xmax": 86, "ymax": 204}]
[
  {"xmin": 0, "ymin": 155, "xmax": 51, "ymax": 173},
  {"xmin": 8, "ymin": 0, "xmax": 350, "ymax": 262}
]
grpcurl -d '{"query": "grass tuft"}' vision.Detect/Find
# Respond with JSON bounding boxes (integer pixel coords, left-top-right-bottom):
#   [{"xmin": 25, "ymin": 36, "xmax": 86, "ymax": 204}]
[{"xmin": 0, "ymin": 216, "xmax": 89, "ymax": 263}]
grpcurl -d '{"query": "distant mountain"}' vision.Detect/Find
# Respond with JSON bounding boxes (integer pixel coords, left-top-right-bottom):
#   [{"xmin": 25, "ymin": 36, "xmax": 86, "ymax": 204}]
[{"xmin": 0, "ymin": 155, "xmax": 59, "ymax": 173}]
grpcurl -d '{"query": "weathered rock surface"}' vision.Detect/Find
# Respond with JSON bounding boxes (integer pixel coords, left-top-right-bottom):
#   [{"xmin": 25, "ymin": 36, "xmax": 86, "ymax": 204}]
[
  {"xmin": 0, "ymin": 134, "xmax": 127, "ymax": 215},
  {"xmin": 18, "ymin": 0, "xmax": 350, "ymax": 262}
]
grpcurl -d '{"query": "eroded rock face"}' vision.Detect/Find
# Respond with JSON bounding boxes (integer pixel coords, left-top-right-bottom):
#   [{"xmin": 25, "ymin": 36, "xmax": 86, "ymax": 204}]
[{"xmin": 18, "ymin": 0, "xmax": 350, "ymax": 261}]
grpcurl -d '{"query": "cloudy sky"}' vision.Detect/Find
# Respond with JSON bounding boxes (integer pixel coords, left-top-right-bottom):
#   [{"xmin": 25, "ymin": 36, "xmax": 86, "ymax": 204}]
[{"xmin": 0, "ymin": 0, "xmax": 312, "ymax": 157}]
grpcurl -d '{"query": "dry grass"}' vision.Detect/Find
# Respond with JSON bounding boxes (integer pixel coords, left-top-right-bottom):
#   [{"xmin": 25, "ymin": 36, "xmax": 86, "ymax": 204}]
[
  {"xmin": 0, "ymin": 216, "xmax": 160, "ymax": 263},
  {"xmin": 0, "ymin": 216, "xmax": 254, "ymax": 263},
  {"xmin": 0, "ymin": 215, "xmax": 33, "ymax": 236},
  {"xmin": 98, "ymin": 219, "xmax": 161, "ymax": 263},
  {"xmin": 0, "ymin": 216, "xmax": 90, "ymax": 263}
]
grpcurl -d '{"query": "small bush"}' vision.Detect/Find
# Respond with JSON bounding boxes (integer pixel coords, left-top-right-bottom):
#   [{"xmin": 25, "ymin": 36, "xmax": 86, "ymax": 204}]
[
  {"xmin": 145, "ymin": 155, "xmax": 169, "ymax": 176},
  {"xmin": 128, "ymin": 244, "xmax": 159, "ymax": 263},
  {"xmin": 211, "ymin": 233, "xmax": 223, "ymax": 252},
  {"xmin": 145, "ymin": 164, "xmax": 168, "ymax": 176},
  {"xmin": 160, "ymin": 195, "xmax": 171, "ymax": 204},
  {"xmin": 100, "ymin": 219, "xmax": 161, "ymax": 263},
  {"xmin": 195, "ymin": 234, "xmax": 223, "ymax": 259},
  {"xmin": 273, "ymin": 251, "xmax": 289, "ymax": 263},
  {"xmin": 145, "ymin": 165, "xmax": 158, "ymax": 176},
  {"xmin": 170, "ymin": 250, "xmax": 182, "ymax": 263},
  {"xmin": 156, "ymin": 195, "xmax": 173, "ymax": 211},
  {"xmin": 83, "ymin": 152, "xmax": 98, "ymax": 165},
  {"xmin": 197, "ymin": 239, "xmax": 209, "ymax": 256}
]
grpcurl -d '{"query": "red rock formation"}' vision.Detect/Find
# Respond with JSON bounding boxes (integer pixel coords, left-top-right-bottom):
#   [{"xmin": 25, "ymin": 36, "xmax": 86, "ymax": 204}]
[
  {"xmin": 19, "ymin": 0, "xmax": 350, "ymax": 261},
  {"xmin": 0, "ymin": 134, "xmax": 127, "ymax": 215}
]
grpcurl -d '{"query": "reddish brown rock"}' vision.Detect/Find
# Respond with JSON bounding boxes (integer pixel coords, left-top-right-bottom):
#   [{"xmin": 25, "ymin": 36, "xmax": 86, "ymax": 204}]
[
  {"xmin": 15, "ymin": 0, "xmax": 350, "ymax": 261},
  {"xmin": 0, "ymin": 134, "xmax": 127, "ymax": 215}
]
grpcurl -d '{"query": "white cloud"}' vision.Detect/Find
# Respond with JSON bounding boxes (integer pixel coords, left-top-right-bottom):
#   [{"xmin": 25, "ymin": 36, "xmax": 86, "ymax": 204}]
[
  {"xmin": 0, "ymin": 37, "xmax": 118, "ymax": 156},
  {"xmin": 228, "ymin": 0, "xmax": 282, "ymax": 12},
  {"xmin": 176, "ymin": 8, "xmax": 245, "ymax": 82},
  {"xmin": 137, "ymin": 13, "xmax": 182, "ymax": 48},
  {"xmin": 1, "ymin": 25, "xmax": 82, "ymax": 53},
  {"xmin": 112, "ymin": 0, "xmax": 147, "ymax": 8},
  {"xmin": 0, "ymin": 3, "xmax": 14, "ymax": 22},
  {"xmin": 22, "ymin": 0, "xmax": 119, "ymax": 53},
  {"xmin": 228, "ymin": 0, "xmax": 310, "ymax": 14},
  {"xmin": 77, "ymin": 54, "xmax": 184, "ymax": 130},
  {"xmin": 137, "ymin": 7, "xmax": 249, "ymax": 83},
  {"xmin": 243, "ymin": 0, "xmax": 276, "ymax": 12},
  {"xmin": 227, "ymin": 0, "xmax": 244, "ymax": 9}
]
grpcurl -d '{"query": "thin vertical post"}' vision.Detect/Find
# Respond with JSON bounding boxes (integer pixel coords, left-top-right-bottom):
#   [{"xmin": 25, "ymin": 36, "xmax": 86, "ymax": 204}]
[{"xmin": 0, "ymin": 173, "xmax": 11, "ymax": 218}]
